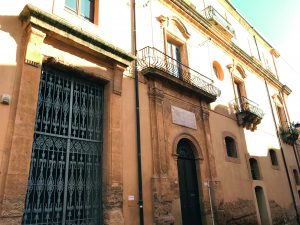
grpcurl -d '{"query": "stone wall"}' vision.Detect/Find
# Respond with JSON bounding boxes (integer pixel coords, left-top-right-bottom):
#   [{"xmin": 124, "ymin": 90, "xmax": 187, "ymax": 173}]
[{"xmin": 223, "ymin": 199, "xmax": 257, "ymax": 225}]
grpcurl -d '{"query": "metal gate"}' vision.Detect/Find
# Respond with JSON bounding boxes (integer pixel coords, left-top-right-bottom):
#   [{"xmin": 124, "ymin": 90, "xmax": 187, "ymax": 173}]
[
  {"xmin": 22, "ymin": 65, "xmax": 104, "ymax": 225},
  {"xmin": 177, "ymin": 140, "xmax": 202, "ymax": 225}
]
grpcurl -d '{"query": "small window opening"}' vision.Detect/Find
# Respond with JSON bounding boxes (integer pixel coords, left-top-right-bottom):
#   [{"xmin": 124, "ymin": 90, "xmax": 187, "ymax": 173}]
[
  {"xmin": 269, "ymin": 149, "xmax": 278, "ymax": 166},
  {"xmin": 225, "ymin": 136, "xmax": 237, "ymax": 158},
  {"xmin": 293, "ymin": 169, "xmax": 300, "ymax": 185},
  {"xmin": 249, "ymin": 158, "xmax": 261, "ymax": 180}
]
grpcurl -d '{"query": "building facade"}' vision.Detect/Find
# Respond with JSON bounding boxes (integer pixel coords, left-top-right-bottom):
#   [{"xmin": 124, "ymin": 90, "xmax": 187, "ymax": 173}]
[{"xmin": 0, "ymin": 0, "xmax": 299, "ymax": 225}]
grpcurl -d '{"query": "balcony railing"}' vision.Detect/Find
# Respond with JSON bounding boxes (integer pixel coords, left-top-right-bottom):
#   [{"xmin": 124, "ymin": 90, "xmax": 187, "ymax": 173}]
[
  {"xmin": 137, "ymin": 46, "xmax": 221, "ymax": 98},
  {"xmin": 280, "ymin": 122, "xmax": 299, "ymax": 145},
  {"xmin": 232, "ymin": 97, "xmax": 264, "ymax": 118},
  {"xmin": 201, "ymin": 6, "xmax": 235, "ymax": 37},
  {"xmin": 231, "ymin": 97, "xmax": 264, "ymax": 131}
]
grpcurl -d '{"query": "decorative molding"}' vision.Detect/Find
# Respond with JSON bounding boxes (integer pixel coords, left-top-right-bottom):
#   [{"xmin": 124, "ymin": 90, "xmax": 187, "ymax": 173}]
[
  {"xmin": 160, "ymin": 0, "xmax": 291, "ymax": 95},
  {"xmin": 157, "ymin": 15, "xmax": 191, "ymax": 39},
  {"xmin": 19, "ymin": 4, "xmax": 135, "ymax": 67},
  {"xmin": 200, "ymin": 102, "xmax": 210, "ymax": 120},
  {"xmin": 148, "ymin": 86, "xmax": 164, "ymax": 101},
  {"xmin": 172, "ymin": 133, "xmax": 204, "ymax": 160},
  {"xmin": 24, "ymin": 26, "xmax": 46, "ymax": 67},
  {"xmin": 113, "ymin": 64, "xmax": 126, "ymax": 95}
]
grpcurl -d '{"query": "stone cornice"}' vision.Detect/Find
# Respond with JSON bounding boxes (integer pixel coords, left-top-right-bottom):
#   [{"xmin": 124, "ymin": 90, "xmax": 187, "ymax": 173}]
[
  {"xmin": 19, "ymin": 4, "xmax": 135, "ymax": 66},
  {"xmin": 160, "ymin": 0, "xmax": 291, "ymax": 95}
]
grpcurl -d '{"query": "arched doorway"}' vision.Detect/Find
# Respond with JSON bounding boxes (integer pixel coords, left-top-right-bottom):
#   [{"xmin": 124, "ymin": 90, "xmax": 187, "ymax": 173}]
[
  {"xmin": 177, "ymin": 139, "xmax": 202, "ymax": 225},
  {"xmin": 255, "ymin": 186, "xmax": 270, "ymax": 225}
]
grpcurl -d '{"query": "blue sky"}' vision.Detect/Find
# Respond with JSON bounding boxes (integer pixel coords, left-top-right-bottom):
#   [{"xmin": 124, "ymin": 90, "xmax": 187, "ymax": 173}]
[{"xmin": 230, "ymin": 0, "xmax": 300, "ymax": 121}]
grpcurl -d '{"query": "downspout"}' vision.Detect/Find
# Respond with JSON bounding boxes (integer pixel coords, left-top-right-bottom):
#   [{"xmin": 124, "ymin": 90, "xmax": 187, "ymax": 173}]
[
  {"xmin": 293, "ymin": 144, "xmax": 300, "ymax": 175},
  {"xmin": 131, "ymin": 0, "xmax": 145, "ymax": 224},
  {"xmin": 264, "ymin": 80, "xmax": 300, "ymax": 224},
  {"xmin": 253, "ymin": 35, "xmax": 261, "ymax": 61},
  {"xmin": 273, "ymin": 53, "xmax": 300, "ymax": 176},
  {"xmin": 254, "ymin": 29, "xmax": 299, "ymax": 224}
]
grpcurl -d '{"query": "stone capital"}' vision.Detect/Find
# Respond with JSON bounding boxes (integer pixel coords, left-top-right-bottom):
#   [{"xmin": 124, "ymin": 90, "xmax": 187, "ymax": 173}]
[
  {"xmin": 200, "ymin": 102, "xmax": 210, "ymax": 120},
  {"xmin": 148, "ymin": 86, "xmax": 164, "ymax": 101},
  {"xmin": 156, "ymin": 15, "xmax": 169, "ymax": 28},
  {"xmin": 113, "ymin": 63, "xmax": 126, "ymax": 95},
  {"xmin": 24, "ymin": 25, "xmax": 46, "ymax": 67}
]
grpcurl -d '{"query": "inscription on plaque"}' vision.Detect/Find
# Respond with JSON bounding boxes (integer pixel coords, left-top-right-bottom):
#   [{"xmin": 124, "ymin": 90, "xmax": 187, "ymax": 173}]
[{"xmin": 171, "ymin": 106, "xmax": 197, "ymax": 129}]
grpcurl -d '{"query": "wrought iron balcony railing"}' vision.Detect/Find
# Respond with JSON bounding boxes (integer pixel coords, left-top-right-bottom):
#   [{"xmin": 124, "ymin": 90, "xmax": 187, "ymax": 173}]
[
  {"xmin": 137, "ymin": 46, "xmax": 221, "ymax": 98},
  {"xmin": 232, "ymin": 97, "xmax": 264, "ymax": 118},
  {"xmin": 231, "ymin": 97, "xmax": 264, "ymax": 131},
  {"xmin": 279, "ymin": 122, "xmax": 299, "ymax": 145},
  {"xmin": 201, "ymin": 6, "xmax": 235, "ymax": 37}
]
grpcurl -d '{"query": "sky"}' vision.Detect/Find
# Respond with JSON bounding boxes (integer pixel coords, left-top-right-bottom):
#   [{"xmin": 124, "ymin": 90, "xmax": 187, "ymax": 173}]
[{"xmin": 229, "ymin": 0, "xmax": 300, "ymax": 122}]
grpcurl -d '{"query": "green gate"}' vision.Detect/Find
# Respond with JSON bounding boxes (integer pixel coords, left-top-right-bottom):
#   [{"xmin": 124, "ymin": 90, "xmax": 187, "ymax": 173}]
[{"xmin": 22, "ymin": 65, "xmax": 104, "ymax": 225}]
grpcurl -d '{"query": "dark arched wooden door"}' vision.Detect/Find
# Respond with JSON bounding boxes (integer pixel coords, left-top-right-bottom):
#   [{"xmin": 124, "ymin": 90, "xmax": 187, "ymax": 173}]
[{"xmin": 177, "ymin": 140, "xmax": 202, "ymax": 225}]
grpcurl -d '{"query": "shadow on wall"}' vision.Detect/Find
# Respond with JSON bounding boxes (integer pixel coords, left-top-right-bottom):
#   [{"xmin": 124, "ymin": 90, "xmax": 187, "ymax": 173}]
[{"xmin": 213, "ymin": 103, "xmax": 236, "ymax": 119}]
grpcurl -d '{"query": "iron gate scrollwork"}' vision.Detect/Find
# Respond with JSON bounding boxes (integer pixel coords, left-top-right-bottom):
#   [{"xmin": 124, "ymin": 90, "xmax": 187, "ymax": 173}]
[{"xmin": 22, "ymin": 66, "xmax": 104, "ymax": 225}]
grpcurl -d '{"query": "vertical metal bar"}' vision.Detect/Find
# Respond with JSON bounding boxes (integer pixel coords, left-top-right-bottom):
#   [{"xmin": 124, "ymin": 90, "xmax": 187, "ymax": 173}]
[
  {"xmin": 264, "ymin": 79, "xmax": 300, "ymax": 224},
  {"xmin": 207, "ymin": 181, "xmax": 215, "ymax": 225},
  {"xmin": 253, "ymin": 36, "xmax": 261, "ymax": 61},
  {"xmin": 132, "ymin": 0, "xmax": 144, "ymax": 224},
  {"xmin": 62, "ymin": 79, "xmax": 74, "ymax": 225}
]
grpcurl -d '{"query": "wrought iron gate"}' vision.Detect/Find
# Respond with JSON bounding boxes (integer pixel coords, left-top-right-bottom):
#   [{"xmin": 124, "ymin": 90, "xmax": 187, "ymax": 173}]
[{"xmin": 22, "ymin": 66, "xmax": 104, "ymax": 225}]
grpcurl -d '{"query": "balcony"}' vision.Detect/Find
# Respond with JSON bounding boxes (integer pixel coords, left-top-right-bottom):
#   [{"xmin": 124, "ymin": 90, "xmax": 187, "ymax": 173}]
[
  {"xmin": 201, "ymin": 6, "xmax": 235, "ymax": 39},
  {"xmin": 137, "ymin": 46, "xmax": 221, "ymax": 102},
  {"xmin": 231, "ymin": 97, "xmax": 264, "ymax": 131},
  {"xmin": 280, "ymin": 123, "xmax": 299, "ymax": 145}
]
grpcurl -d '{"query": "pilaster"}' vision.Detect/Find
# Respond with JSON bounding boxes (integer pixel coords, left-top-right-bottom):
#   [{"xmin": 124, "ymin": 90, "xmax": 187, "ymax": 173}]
[
  {"xmin": 148, "ymin": 79, "xmax": 175, "ymax": 224},
  {"xmin": 0, "ymin": 25, "xmax": 45, "ymax": 225},
  {"xmin": 103, "ymin": 64, "xmax": 127, "ymax": 225}
]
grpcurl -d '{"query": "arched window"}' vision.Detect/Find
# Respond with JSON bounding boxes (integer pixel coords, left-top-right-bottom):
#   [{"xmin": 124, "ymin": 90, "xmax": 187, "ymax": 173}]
[
  {"xmin": 293, "ymin": 169, "xmax": 300, "ymax": 185},
  {"xmin": 225, "ymin": 136, "xmax": 237, "ymax": 158},
  {"xmin": 249, "ymin": 158, "xmax": 261, "ymax": 180},
  {"xmin": 269, "ymin": 149, "xmax": 278, "ymax": 166},
  {"xmin": 212, "ymin": 61, "xmax": 224, "ymax": 81}
]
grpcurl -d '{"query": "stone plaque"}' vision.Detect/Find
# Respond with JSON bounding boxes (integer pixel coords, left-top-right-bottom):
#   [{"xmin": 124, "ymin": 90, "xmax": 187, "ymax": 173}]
[{"xmin": 171, "ymin": 106, "xmax": 197, "ymax": 129}]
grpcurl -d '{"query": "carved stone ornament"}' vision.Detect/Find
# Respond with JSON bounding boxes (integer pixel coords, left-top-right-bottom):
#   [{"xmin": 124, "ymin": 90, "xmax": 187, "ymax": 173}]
[
  {"xmin": 200, "ymin": 102, "xmax": 210, "ymax": 120},
  {"xmin": 149, "ymin": 86, "xmax": 164, "ymax": 101},
  {"xmin": 24, "ymin": 26, "xmax": 46, "ymax": 67}
]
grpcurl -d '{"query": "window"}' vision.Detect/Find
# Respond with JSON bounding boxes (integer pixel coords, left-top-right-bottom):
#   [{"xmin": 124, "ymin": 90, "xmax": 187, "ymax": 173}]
[
  {"xmin": 249, "ymin": 158, "xmax": 261, "ymax": 180},
  {"xmin": 276, "ymin": 105, "xmax": 287, "ymax": 128},
  {"xmin": 212, "ymin": 61, "xmax": 224, "ymax": 81},
  {"xmin": 269, "ymin": 149, "xmax": 278, "ymax": 166},
  {"xmin": 65, "ymin": 0, "xmax": 95, "ymax": 22},
  {"xmin": 225, "ymin": 136, "xmax": 237, "ymax": 158},
  {"xmin": 293, "ymin": 169, "xmax": 300, "ymax": 185},
  {"xmin": 167, "ymin": 41, "xmax": 183, "ymax": 79}
]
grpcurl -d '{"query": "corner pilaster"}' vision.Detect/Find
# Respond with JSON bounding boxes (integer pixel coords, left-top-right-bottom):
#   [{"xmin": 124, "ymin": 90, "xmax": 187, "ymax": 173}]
[{"xmin": 0, "ymin": 25, "xmax": 45, "ymax": 225}]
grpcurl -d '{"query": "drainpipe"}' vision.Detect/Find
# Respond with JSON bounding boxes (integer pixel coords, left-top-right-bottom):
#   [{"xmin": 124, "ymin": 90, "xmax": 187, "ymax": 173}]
[
  {"xmin": 293, "ymin": 144, "xmax": 300, "ymax": 175},
  {"xmin": 207, "ymin": 180, "xmax": 215, "ymax": 225},
  {"xmin": 253, "ymin": 36, "xmax": 261, "ymax": 61},
  {"xmin": 264, "ymin": 80, "xmax": 300, "ymax": 224},
  {"xmin": 131, "ymin": 0, "xmax": 144, "ymax": 224}
]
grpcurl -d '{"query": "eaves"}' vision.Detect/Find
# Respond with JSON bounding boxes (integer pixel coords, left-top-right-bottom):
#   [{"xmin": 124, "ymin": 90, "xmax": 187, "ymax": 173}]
[{"xmin": 19, "ymin": 4, "xmax": 135, "ymax": 67}]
